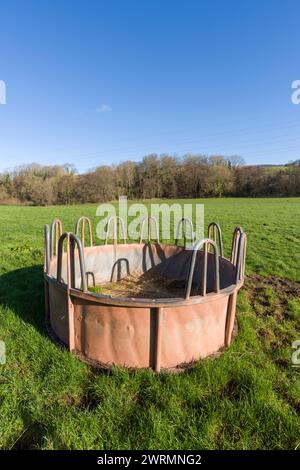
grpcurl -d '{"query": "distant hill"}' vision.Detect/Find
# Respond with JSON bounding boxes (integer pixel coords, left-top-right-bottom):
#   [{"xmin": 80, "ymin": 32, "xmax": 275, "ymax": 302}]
[
  {"xmin": 244, "ymin": 160, "xmax": 300, "ymax": 172},
  {"xmin": 286, "ymin": 159, "xmax": 300, "ymax": 166}
]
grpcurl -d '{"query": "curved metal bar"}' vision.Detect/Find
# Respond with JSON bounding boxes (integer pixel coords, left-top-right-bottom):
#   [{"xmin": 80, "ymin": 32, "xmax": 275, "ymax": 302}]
[
  {"xmin": 208, "ymin": 222, "xmax": 223, "ymax": 258},
  {"xmin": 231, "ymin": 227, "xmax": 243, "ymax": 265},
  {"xmin": 75, "ymin": 216, "xmax": 93, "ymax": 248},
  {"xmin": 241, "ymin": 234, "xmax": 247, "ymax": 279},
  {"xmin": 175, "ymin": 217, "xmax": 195, "ymax": 248},
  {"xmin": 57, "ymin": 232, "xmax": 87, "ymax": 291},
  {"xmin": 44, "ymin": 224, "xmax": 51, "ymax": 274},
  {"xmin": 50, "ymin": 218, "xmax": 63, "ymax": 258},
  {"xmin": 234, "ymin": 232, "xmax": 247, "ymax": 284},
  {"xmin": 56, "ymin": 232, "xmax": 70, "ymax": 285},
  {"xmin": 105, "ymin": 215, "xmax": 127, "ymax": 245},
  {"xmin": 185, "ymin": 238, "xmax": 220, "ymax": 299},
  {"xmin": 139, "ymin": 216, "xmax": 159, "ymax": 244},
  {"xmin": 72, "ymin": 233, "xmax": 87, "ymax": 291}
]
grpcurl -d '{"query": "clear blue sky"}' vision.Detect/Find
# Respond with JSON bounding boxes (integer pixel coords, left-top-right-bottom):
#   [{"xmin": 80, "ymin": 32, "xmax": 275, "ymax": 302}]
[{"xmin": 0, "ymin": 0, "xmax": 300, "ymax": 173}]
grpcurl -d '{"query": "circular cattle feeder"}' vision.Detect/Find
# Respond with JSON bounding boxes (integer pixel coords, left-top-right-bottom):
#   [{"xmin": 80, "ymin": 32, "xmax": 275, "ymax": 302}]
[{"xmin": 44, "ymin": 216, "xmax": 246, "ymax": 372}]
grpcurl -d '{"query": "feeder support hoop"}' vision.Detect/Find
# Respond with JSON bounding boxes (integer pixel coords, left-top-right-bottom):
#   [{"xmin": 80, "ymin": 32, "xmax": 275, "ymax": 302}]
[
  {"xmin": 105, "ymin": 216, "xmax": 127, "ymax": 245},
  {"xmin": 208, "ymin": 222, "xmax": 223, "ymax": 258},
  {"xmin": 175, "ymin": 217, "xmax": 195, "ymax": 248},
  {"xmin": 44, "ymin": 224, "xmax": 51, "ymax": 274},
  {"xmin": 139, "ymin": 216, "xmax": 159, "ymax": 244},
  {"xmin": 234, "ymin": 232, "xmax": 247, "ymax": 284},
  {"xmin": 50, "ymin": 218, "xmax": 63, "ymax": 259},
  {"xmin": 57, "ymin": 232, "xmax": 87, "ymax": 291},
  {"xmin": 75, "ymin": 216, "xmax": 93, "ymax": 247},
  {"xmin": 185, "ymin": 238, "xmax": 220, "ymax": 299},
  {"xmin": 231, "ymin": 227, "xmax": 243, "ymax": 265}
]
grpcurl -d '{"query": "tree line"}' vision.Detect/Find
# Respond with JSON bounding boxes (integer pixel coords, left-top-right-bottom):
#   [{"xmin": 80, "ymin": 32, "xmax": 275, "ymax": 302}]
[{"xmin": 0, "ymin": 155, "xmax": 299, "ymax": 205}]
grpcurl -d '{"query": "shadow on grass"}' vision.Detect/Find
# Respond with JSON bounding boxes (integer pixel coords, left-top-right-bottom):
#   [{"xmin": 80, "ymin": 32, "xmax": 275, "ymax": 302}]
[
  {"xmin": 10, "ymin": 421, "xmax": 48, "ymax": 450},
  {"xmin": 0, "ymin": 264, "xmax": 46, "ymax": 336},
  {"xmin": 0, "ymin": 265, "xmax": 126, "ymax": 381},
  {"xmin": 9, "ymin": 409, "xmax": 67, "ymax": 450}
]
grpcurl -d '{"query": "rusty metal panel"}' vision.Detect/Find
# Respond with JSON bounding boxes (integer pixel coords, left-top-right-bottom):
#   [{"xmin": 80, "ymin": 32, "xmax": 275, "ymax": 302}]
[
  {"xmin": 48, "ymin": 282, "xmax": 69, "ymax": 346},
  {"xmin": 161, "ymin": 295, "xmax": 230, "ymax": 368},
  {"xmin": 73, "ymin": 299, "xmax": 154, "ymax": 368},
  {"xmin": 70, "ymin": 292, "xmax": 234, "ymax": 370}
]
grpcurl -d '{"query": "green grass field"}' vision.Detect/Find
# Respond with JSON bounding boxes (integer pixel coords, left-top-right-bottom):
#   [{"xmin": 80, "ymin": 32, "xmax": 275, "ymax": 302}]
[{"xmin": 0, "ymin": 198, "xmax": 299, "ymax": 449}]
